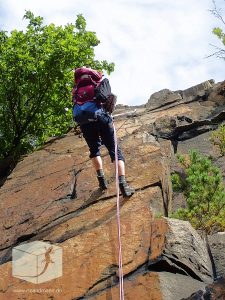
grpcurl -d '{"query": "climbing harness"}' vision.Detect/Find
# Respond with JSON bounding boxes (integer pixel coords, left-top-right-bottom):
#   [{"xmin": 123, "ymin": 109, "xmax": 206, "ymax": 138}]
[{"xmin": 113, "ymin": 121, "xmax": 124, "ymax": 300}]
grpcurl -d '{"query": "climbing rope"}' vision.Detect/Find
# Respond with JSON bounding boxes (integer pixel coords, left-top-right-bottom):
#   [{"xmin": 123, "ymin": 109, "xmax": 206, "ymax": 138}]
[
  {"xmin": 113, "ymin": 109, "xmax": 137, "ymax": 134},
  {"xmin": 113, "ymin": 121, "xmax": 125, "ymax": 300}
]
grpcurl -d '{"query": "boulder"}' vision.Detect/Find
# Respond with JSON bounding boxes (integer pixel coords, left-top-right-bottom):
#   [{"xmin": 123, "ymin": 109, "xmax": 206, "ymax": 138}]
[
  {"xmin": 149, "ymin": 218, "xmax": 213, "ymax": 284},
  {"xmin": 146, "ymin": 89, "xmax": 182, "ymax": 110},
  {"xmin": 146, "ymin": 80, "xmax": 218, "ymax": 112},
  {"xmin": 181, "ymin": 80, "xmax": 214, "ymax": 103}
]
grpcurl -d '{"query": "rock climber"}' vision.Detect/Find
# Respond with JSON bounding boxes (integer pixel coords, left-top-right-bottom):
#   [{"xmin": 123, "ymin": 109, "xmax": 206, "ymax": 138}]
[{"xmin": 72, "ymin": 66, "xmax": 135, "ymax": 197}]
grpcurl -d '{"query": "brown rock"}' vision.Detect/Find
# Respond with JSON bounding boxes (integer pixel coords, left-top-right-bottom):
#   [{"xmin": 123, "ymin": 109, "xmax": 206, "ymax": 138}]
[
  {"xmin": 0, "ymin": 153, "xmax": 76, "ymax": 263},
  {"xmin": 0, "ymin": 188, "xmax": 157, "ymax": 299},
  {"xmin": 2, "ymin": 78, "xmax": 225, "ymax": 299},
  {"xmin": 0, "ymin": 123, "xmax": 172, "ymax": 264},
  {"xmin": 89, "ymin": 272, "xmax": 162, "ymax": 300},
  {"xmin": 0, "ymin": 193, "xmax": 209, "ymax": 300}
]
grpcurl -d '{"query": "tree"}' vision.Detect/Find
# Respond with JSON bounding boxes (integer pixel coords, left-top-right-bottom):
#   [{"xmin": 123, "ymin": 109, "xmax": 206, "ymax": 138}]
[
  {"xmin": 209, "ymin": 0, "xmax": 225, "ymax": 59},
  {"xmin": 0, "ymin": 11, "xmax": 114, "ymax": 177},
  {"xmin": 171, "ymin": 150, "xmax": 225, "ymax": 233}
]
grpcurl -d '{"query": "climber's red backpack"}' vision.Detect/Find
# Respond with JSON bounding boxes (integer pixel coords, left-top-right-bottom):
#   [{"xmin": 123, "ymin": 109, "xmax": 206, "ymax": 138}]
[
  {"xmin": 72, "ymin": 67, "xmax": 117, "ymax": 115},
  {"xmin": 72, "ymin": 67, "xmax": 102, "ymax": 105}
]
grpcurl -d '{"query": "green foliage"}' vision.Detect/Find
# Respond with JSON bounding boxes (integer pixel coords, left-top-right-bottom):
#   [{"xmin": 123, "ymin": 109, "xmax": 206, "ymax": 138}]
[
  {"xmin": 0, "ymin": 11, "xmax": 114, "ymax": 161},
  {"xmin": 210, "ymin": 124, "xmax": 225, "ymax": 156},
  {"xmin": 171, "ymin": 150, "xmax": 225, "ymax": 233},
  {"xmin": 171, "ymin": 172, "xmax": 185, "ymax": 192},
  {"xmin": 213, "ymin": 27, "xmax": 225, "ymax": 42}
]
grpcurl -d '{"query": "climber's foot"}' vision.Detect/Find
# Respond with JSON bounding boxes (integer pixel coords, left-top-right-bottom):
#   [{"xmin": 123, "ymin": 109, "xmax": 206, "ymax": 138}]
[
  {"xmin": 97, "ymin": 176, "xmax": 108, "ymax": 191},
  {"xmin": 119, "ymin": 181, "xmax": 135, "ymax": 197}
]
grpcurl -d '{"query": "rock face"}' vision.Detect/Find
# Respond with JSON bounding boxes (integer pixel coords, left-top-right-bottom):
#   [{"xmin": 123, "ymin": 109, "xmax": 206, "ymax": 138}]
[
  {"xmin": 0, "ymin": 79, "xmax": 224, "ymax": 299},
  {"xmin": 149, "ymin": 218, "xmax": 212, "ymax": 283},
  {"xmin": 208, "ymin": 233, "xmax": 225, "ymax": 279}
]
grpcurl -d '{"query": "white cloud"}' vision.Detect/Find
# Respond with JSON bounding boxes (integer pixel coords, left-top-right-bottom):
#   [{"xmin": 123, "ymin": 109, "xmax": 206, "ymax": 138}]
[{"xmin": 0, "ymin": 0, "xmax": 224, "ymax": 105}]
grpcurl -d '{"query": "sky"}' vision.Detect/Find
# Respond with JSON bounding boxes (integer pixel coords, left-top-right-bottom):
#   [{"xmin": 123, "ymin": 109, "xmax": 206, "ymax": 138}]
[{"xmin": 0, "ymin": 0, "xmax": 224, "ymax": 106}]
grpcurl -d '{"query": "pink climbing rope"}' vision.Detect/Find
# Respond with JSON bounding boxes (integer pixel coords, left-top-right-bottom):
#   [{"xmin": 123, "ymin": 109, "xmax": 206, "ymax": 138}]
[{"xmin": 112, "ymin": 121, "xmax": 124, "ymax": 300}]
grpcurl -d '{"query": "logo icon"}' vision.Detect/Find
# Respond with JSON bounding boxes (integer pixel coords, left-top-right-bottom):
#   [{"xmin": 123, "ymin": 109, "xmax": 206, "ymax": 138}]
[{"xmin": 12, "ymin": 241, "xmax": 62, "ymax": 284}]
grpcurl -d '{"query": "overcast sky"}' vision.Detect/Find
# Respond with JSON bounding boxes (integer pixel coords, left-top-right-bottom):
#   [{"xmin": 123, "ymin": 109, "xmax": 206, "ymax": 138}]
[{"xmin": 0, "ymin": 0, "xmax": 224, "ymax": 105}]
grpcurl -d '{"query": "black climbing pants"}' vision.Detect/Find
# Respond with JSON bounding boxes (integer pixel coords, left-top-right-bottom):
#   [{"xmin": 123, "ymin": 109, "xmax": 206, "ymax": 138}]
[{"xmin": 80, "ymin": 113, "xmax": 125, "ymax": 162}]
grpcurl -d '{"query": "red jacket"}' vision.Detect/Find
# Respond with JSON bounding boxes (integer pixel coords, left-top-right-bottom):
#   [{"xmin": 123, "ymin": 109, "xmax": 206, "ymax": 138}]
[{"xmin": 72, "ymin": 67, "xmax": 102, "ymax": 105}]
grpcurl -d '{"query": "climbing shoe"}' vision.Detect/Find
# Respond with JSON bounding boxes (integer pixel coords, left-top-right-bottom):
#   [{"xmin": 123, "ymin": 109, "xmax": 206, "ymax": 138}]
[
  {"xmin": 119, "ymin": 181, "xmax": 135, "ymax": 197},
  {"xmin": 97, "ymin": 176, "xmax": 108, "ymax": 190}
]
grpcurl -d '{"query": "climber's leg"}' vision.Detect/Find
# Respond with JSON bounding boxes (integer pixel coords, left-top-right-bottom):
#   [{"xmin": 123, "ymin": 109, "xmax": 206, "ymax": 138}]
[
  {"xmin": 99, "ymin": 119, "xmax": 135, "ymax": 197},
  {"xmin": 80, "ymin": 122, "xmax": 107, "ymax": 190}
]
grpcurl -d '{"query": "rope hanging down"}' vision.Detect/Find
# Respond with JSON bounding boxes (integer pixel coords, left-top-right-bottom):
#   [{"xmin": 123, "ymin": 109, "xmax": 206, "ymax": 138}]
[{"xmin": 113, "ymin": 122, "xmax": 125, "ymax": 300}]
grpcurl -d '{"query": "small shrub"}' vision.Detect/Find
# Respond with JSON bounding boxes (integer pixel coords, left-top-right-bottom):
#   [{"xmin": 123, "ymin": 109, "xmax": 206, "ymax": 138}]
[
  {"xmin": 171, "ymin": 150, "xmax": 225, "ymax": 233},
  {"xmin": 210, "ymin": 124, "xmax": 225, "ymax": 156}
]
